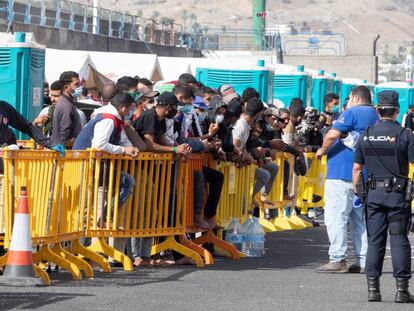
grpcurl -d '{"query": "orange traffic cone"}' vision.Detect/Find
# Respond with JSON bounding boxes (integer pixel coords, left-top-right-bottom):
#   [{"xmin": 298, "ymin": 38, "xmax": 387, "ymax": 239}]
[{"xmin": 0, "ymin": 187, "xmax": 42, "ymax": 286}]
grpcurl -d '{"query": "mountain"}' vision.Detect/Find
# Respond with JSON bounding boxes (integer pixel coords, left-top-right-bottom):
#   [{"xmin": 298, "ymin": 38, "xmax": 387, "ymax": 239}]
[{"xmin": 87, "ymin": 0, "xmax": 414, "ymax": 53}]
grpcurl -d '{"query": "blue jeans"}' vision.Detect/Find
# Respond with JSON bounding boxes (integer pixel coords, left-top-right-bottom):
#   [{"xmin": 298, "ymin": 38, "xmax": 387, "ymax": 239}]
[
  {"xmin": 324, "ymin": 179, "xmax": 367, "ymax": 267},
  {"xmin": 118, "ymin": 172, "xmax": 135, "ymax": 207}
]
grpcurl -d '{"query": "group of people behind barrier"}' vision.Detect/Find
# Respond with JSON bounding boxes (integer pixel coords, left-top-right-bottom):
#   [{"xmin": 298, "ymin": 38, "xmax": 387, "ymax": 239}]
[{"xmin": 0, "ymin": 70, "xmax": 336, "ymax": 281}]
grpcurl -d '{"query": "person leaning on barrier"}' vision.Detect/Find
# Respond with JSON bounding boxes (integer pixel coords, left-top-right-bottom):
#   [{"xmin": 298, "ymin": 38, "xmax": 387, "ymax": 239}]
[
  {"xmin": 51, "ymin": 71, "xmax": 82, "ymax": 148},
  {"xmin": 283, "ymin": 98, "xmax": 305, "ymax": 147},
  {"xmin": 73, "ymin": 92, "xmax": 138, "ymax": 264},
  {"xmin": 353, "ymin": 90, "xmax": 414, "ymax": 303},
  {"xmin": 132, "ymin": 92, "xmax": 192, "ymax": 156},
  {"xmin": 316, "ymin": 85, "xmax": 379, "ymax": 274}
]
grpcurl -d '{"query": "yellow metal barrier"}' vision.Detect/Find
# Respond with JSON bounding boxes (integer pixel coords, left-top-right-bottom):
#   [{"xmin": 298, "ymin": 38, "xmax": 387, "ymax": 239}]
[
  {"xmin": 296, "ymin": 153, "xmax": 327, "ymax": 215},
  {"xmin": 262, "ymin": 153, "xmax": 312, "ymax": 231},
  {"xmin": 0, "ymin": 149, "xmax": 93, "ymax": 284},
  {"xmin": 85, "ymin": 151, "xmax": 205, "ymax": 269},
  {"xmin": 215, "ymin": 162, "xmax": 255, "ymax": 228},
  {"xmin": 16, "ymin": 140, "xmax": 36, "ymax": 149}
]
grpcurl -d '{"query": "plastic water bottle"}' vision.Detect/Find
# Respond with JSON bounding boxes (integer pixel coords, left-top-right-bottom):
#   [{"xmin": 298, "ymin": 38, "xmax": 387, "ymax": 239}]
[
  {"xmin": 245, "ymin": 218, "xmax": 265, "ymax": 257},
  {"xmin": 241, "ymin": 217, "xmax": 254, "ymax": 254},
  {"xmin": 225, "ymin": 218, "xmax": 246, "ymax": 252}
]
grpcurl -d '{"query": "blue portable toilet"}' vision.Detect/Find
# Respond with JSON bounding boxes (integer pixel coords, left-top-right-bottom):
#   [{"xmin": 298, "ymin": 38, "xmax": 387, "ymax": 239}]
[
  {"xmin": 0, "ymin": 32, "xmax": 45, "ymax": 139},
  {"xmin": 308, "ymin": 70, "xmax": 335, "ymax": 112},
  {"xmin": 271, "ymin": 64, "xmax": 312, "ymax": 108},
  {"xmin": 195, "ymin": 59, "xmax": 273, "ymax": 105},
  {"xmin": 374, "ymin": 81, "xmax": 414, "ymax": 122},
  {"xmin": 341, "ymin": 78, "xmax": 374, "ymax": 107}
]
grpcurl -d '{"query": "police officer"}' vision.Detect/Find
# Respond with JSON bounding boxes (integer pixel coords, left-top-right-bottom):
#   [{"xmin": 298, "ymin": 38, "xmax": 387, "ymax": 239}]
[
  {"xmin": 353, "ymin": 90, "xmax": 414, "ymax": 303},
  {"xmin": 0, "ymin": 100, "xmax": 56, "ymax": 148}
]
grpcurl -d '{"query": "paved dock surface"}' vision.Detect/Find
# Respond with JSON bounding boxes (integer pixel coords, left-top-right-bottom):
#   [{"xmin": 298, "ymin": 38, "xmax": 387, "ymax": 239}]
[{"xmin": 1, "ymin": 226, "xmax": 414, "ymax": 311}]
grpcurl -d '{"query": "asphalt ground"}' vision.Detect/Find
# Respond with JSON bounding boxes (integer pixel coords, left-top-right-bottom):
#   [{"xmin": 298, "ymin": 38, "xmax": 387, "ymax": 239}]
[{"xmin": 1, "ymin": 225, "xmax": 414, "ymax": 311}]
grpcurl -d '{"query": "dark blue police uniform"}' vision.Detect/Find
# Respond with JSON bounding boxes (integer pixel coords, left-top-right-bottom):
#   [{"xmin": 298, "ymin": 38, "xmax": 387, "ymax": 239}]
[{"xmin": 354, "ymin": 90, "xmax": 414, "ymax": 303}]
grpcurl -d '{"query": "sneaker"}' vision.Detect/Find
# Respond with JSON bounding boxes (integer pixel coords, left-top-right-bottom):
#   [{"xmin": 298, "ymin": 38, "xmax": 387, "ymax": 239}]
[
  {"xmin": 316, "ymin": 260, "xmax": 348, "ymax": 273},
  {"xmin": 348, "ymin": 263, "xmax": 365, "ymax": 274}
]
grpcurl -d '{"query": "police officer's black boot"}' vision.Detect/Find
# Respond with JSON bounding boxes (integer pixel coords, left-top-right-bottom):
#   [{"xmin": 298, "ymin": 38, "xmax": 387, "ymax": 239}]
[
  {"xmin": 395, "ymin": 278, "xmax": 414, "ymax": 303},
  {"xmin": 367, "ymin": 276, "xmax": 382, "ymax": 302}
]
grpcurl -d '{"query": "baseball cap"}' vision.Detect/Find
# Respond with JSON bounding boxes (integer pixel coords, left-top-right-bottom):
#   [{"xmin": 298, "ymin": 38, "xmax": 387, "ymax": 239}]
[
  {"xmin": 377, "ymin": 90, "xmax": 399, "ymax": 108},
  {"xmin": 209, "ymin": 95, "xmax": 225, "ymax": 110},
  {"xmin": 158, "ymin": 83, "xmax": 175, "ymax": 94},
  {"xmin": 193, "ymin": 96, "xmax": 212, "ymax": 110},
  {"xmin": 138, "ymin": 90, "xmax": 159, "ymax": 100},
  {"xmin": 264, "ymin": 107, "xmax": 281, "ymax": 118},
  {"xmin": 157, "ymin": 92, "xmax": 179, "ymax": 106},
  {"xmin": 218, "ymin": 84, "xmax": 239, "ymax": 104}
]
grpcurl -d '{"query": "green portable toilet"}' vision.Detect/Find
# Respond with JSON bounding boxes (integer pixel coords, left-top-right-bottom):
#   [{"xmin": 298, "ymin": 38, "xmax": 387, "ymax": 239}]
[
  {"xmin": 0, "ymin": 32, "xmax": 45, "ymax": 139},
  {"xmin": 309, "ymin": 70, "xmax": 334, "ymax": 112},
  {"xmin": 271, "ymin": 64, "xmax": 312, "ymax": 108},
  {"xmin": 374, "ymin": 81, "xmax": 414, "ymax": 122}
]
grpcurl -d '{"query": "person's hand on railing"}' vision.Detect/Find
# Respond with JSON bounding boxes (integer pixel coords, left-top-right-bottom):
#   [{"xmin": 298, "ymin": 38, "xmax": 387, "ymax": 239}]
[
  {"xmin": 123, "ymin": 146, "xmax": 139, "ymax": 157},
  {"xmin": 255, "ymin": 147, "xmax": 267, "ymax": 158},
  {"xmin": 52, "ymin": 144, "xmax": 65, "ymax": 157},
  {"xmin": 176, "ymin": 143, "xmax": 192, "ymax": 158},
  {"xmin": 270, "ymin": 139, "xmax": 287, "ymax": 152}
]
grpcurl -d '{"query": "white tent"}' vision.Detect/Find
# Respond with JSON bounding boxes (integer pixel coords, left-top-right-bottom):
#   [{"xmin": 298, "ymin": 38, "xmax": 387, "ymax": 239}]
[
  {"xmin": 87, "ymin": 51, "xmax": 163, "ymax": 82},
  {"xmin": 45, "ymin": 48, "xmax": 94, "ymax": 84},
  {"xmin": 157, "ymin": 57, "xmax": 192, "ymax": 81}
]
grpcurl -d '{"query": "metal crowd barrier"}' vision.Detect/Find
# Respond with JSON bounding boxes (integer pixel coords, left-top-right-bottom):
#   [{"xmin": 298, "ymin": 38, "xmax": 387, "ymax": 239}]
[
  {"xmin": 84, "ymin": 151, "xmax": 208, "ymax": 269},
  {"xmin": 0, "ymin": 149, "xmax": 329, "ymax": 285},
  {"xmin": 296, "ymin": 153, "xmax": 327, "ymax": 214}
]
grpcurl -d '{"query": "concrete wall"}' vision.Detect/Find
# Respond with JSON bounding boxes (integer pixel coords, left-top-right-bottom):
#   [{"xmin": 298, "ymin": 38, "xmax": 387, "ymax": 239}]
[
  {"xmin": 284, "ymin": 55, "xmax": 378, "ymax": 83},
  {"xmin": 0, "ymin": 23, "xmax": 202, "ymax": 57}
]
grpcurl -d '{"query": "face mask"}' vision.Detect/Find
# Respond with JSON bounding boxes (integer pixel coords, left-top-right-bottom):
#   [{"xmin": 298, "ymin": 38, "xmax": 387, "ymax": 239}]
[
  {"xmin": 71, "ymin": 86, "xmax": 83, "ymax": 98},
  {"xmin": 125, "ymin": 107, "xmax": 135, "ymax": 121},
  {"xmin": 266, "ymin": 124, "xmax": 274, "ymax": 131},
  {"xmin": 332, "ymin": 105, "xmax": 339, "ymax": 113},
  {"xmin": 198, "ymin": 111, "xmax": 208, "ymax": 122},
  {"xmin": 215, "ymin": 114, "xmax": 224, "ymax": 124},
  {"xmin": 178, "ymin": 105, "xmax": 192, "ymax": 114}
]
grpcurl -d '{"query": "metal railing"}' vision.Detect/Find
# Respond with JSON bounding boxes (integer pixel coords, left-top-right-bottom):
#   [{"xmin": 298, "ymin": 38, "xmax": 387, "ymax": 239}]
[{"xmin": 0, "ymin": 0, "xmax": 207, "ymax": 49}]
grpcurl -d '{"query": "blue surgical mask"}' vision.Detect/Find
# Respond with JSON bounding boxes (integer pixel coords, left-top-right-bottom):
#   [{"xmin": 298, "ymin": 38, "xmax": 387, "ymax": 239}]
[
  {"xmin": 71, "ymin": 86, "xmax": 83, "ymax": 98},
  {"xmin": 215, "ymin": 114, "xmax": 224, "ymax": 124},
  {"xmin": 125, "ymin": 108, "xmax": 135, "ymax": 121},
  {"xmin": 332, "ymin": 105, "xmax": 339, "ymax": 113},
  {"xmin": 178, "ymin": 105, "xmax": 192, "ymax": 114}
]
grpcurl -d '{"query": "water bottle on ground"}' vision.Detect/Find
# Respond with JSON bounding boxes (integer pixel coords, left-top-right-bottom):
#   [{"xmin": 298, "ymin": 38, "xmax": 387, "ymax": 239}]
[
  {"xmin": 241, "ymin": 217, "xmax": 254, "ymax": 254},
  {"xmin": 245, "ymin": 218, "xmax": 265, "ymax": 257},
  {"xmin": 225, "ymin": 218, "xmax": 246, "ymax": 252}
]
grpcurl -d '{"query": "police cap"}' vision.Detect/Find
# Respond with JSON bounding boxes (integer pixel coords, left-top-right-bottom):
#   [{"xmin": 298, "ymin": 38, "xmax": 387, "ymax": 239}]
[{"xmin": 377, "ymin": 90, "xmax": 399, "ymax": 109}]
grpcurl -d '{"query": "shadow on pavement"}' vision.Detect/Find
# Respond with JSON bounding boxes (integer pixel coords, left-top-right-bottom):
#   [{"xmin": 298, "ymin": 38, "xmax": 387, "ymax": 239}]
[{"xmin": 0, "ymin": 292, "xmax": 93, "ymax": 310}]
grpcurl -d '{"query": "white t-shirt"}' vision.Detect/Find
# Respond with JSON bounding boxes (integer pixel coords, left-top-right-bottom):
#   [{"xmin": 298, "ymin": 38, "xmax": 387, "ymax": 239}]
[{"xmin": 232, "ymin": 116, "xmax": 250, "ymax": 149}]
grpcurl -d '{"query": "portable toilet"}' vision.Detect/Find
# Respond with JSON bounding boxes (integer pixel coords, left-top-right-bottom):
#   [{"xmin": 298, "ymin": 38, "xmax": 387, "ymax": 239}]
[
  {"xmin": 341, "ymin": 78, "xmax": 374, "ymax": 107},
  {"xmin": 374, "ymin": 81, "xmax": 414, "ymax": 122},
  {"xmin": 330, "ymin": 72, "xmax": 342, "ymax": 98},
  {"xmin": 309, "ymin": 70, "xmax": 335, "ymax": 111},
  {"xmin": 196, "ymin": 59, "xmax": 273, "ymax": 105},
  {"xmin": 0, "ymin": 32, "xmax": 45, "ymax": 139},
  {"xmin": 271, "ymin": 64, "xmax": 312, "ymax": 107}
]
